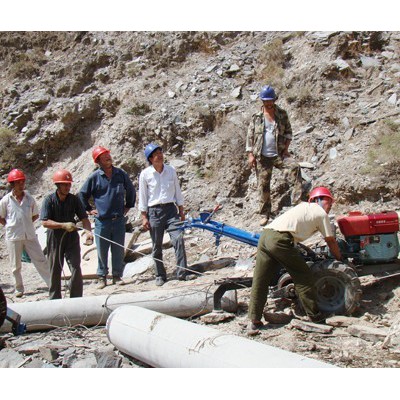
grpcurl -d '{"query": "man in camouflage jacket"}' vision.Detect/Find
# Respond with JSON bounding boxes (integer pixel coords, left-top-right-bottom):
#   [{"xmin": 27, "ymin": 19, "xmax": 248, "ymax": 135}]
[{"xmin": 246, "ymin": 85, "xmax": 302, "ymax": 226}]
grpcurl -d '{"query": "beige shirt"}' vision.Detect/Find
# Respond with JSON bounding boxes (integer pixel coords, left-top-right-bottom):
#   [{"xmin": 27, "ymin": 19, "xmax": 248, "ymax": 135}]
[
  {"xmin": 266, "ymin": 202, "xmax": 333, "ymax": 243},
  {"xmin": 0, "ymin": 190, "xmax": 39, "ymax": 241}
]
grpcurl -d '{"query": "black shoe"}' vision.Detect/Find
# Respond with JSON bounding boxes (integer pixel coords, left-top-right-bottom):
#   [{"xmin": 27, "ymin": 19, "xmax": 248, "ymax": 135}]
[
  {"xmin": 155, "ymin": 276, "xmax": 166, "ymax": 286},
  {"xmin": 247, "ymin": 321, "xmax": 265, "ymax": 331},
  {"xmin": 178, "ymin": 274, "xmax": 197, "ymax": 281},
  {"xmin": 302, "ymin": 312, "xmax": 326, "ymax": 323}
]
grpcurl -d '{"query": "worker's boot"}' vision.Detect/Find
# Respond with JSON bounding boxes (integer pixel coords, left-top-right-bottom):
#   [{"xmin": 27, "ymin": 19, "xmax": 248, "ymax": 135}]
[
  {"xmin": 259, "ymin": 215, "xmax": 270, "ymax": 226},
  {"xmin": 112, "ymin": 276, "xmax": 126, "ymax": 286},
  {"xmin": 97, "ymin": 277, "xmax": 107, "ymax": 289}
]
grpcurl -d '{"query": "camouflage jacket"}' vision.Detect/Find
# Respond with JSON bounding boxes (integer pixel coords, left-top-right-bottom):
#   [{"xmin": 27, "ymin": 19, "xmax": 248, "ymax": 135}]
[{"xmin": 245, "ymin": 105, "xmax": 293, "ymax": 159}]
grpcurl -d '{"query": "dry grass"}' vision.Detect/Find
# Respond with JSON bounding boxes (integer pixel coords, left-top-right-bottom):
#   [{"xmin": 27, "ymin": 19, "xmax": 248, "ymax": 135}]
[
  {"xmin": 0, "ymin": 127, "xmax": 25, "ymax": 173},
  {"xmin": 256, "ymin": 38, "xmax": 285, "ymax": 88},
  {"xmin": 362, "ymin": 120, "xmax": 400, "ymax": 176}
]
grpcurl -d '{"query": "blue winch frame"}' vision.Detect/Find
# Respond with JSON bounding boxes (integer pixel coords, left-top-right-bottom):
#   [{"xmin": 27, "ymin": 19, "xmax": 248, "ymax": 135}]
[{"xmin": 179, "ymin": 212, "xmax": 260, "ymax": 247}]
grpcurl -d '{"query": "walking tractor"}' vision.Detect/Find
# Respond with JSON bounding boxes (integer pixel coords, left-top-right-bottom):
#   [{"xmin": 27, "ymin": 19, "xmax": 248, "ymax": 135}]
[{"xmin": 179, "ymin": 207, "xmax": 400, "ymax": 315}]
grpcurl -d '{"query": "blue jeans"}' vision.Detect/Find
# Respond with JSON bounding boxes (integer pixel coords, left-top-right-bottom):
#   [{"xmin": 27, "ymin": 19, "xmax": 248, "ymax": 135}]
[{"xmin": 94, "ymin": 216, "xmax": 126, "ymax": 278}]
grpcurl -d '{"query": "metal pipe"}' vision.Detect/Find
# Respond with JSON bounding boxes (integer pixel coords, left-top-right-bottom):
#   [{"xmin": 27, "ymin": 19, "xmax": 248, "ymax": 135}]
[
  {"xmin": 106, "ymin": 306, "xmax": 336, "ymax": 368},
  {"xmin": 0, "ymin": 287, "xmax": 237, "ymax": 333}
]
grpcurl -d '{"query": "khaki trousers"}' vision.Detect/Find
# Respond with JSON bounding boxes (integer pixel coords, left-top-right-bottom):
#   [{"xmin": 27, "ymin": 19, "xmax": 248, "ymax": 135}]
[
  {"xmin": 257, "ymin": 155, "xmax": 303, "ymax": 217},
  {"xmin": 6, "ymin": 238, "xmax": 50, "ymax": 293},
  {"xmin": 248, "ymin": 229, "xmax": 319, "ymax": 321}
]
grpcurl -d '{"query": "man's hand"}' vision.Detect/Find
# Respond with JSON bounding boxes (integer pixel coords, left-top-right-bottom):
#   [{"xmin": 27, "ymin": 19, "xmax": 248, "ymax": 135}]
[
  {"xmin": 142, "ymin": 216, "xmax": 151, "ymax": 231},
  {"xmin": 61, "ymin": 222, "xmax": 78, "ymax": 232},
  {"xmin": 88, "ymin": 209, "xmax": 98, "ymax": 216},
  {"xmin": 84, "ymin": 232, "xmax": 94, "ymax": 246},
  {"xmin": 248, "ymin": 152, "xmax": 257, "ymax": 169}
]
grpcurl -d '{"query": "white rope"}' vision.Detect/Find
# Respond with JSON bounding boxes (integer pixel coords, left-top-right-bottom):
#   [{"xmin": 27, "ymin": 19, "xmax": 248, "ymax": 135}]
[{"xmin": 78, "ymin": 226, "xmax": 204, "ymax": 277}]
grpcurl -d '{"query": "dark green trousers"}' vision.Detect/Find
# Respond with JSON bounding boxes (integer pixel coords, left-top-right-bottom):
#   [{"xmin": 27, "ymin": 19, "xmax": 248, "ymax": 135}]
[{"xmin": 248, "ymin": 229, "xmax": 319, "ymax": 321}]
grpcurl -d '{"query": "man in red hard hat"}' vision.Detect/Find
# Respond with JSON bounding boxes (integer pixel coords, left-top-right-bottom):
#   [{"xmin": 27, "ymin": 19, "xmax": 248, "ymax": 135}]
[
  {"xmin": 80, "ymin": 147, "xmax": 136, "ymax": 289},
  {"xmin": 246, "ymin": 85, "xmax": 303, "ymax": 227},
  {"xmin": 248, "ymin": 186, "xmax": 343, "ymax": 331},
  {"xmin": 0, "ymin": 169, "xmax": 50, "ymax": 298},
  {"xmin": 40, "ymin": 170, "xmax": 93, "ymax": 299}
]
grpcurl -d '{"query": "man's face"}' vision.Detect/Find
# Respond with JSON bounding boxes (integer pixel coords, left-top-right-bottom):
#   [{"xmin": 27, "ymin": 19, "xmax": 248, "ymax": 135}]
[
  {"xmin": 262, "ymin": 100, "xmax": 275, "ymax": 110},
  {"xmin": 97, "ymin": 152, "xmax": 112, "ymax": 168},
  {"xmin": 57, "ymin": 182, "xmax": 71, "ymax": 196},
  {"xmin": 12, "ymin": 179, "xmax": 26, "ymax": 192},
  {"xmin": 320, "ymin": 197, "xmax": 333, "ymax": 214},
  {"xmin": 149, "ymin": 148, "xmax": 163, "ymax": 165}
]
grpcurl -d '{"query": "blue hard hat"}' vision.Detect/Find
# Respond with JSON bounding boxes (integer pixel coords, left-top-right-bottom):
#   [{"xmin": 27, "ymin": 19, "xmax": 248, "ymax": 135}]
[
  {"xmin": 259, "ymin": 85, "xmax": 276, "ymax": 101},
  {"xmin": 144, "ymin": 143, "xmax": 162, "ymax": 161}
]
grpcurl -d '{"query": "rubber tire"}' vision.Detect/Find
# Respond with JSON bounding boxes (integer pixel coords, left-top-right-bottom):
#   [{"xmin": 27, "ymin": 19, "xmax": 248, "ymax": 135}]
[
  {"xmin": 311, "ymin": 260, "xmax": 362, "ymax": 315},
  {"xmin": 0, "ymin": 286, "xmax": 7, "ymax": 328}
]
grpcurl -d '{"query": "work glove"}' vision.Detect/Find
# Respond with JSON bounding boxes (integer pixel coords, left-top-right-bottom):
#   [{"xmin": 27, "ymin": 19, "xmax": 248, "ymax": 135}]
[
  {"xmin": 61, "ymin": 222, "xmax": 77, "ymax": 232},
  {"xmin": 84, "ymin": 232, "xmax": 94, "ymax": 246}
]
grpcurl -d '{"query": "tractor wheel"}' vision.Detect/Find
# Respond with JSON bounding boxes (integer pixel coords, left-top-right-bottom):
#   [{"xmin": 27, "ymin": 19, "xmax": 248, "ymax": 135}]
[
  {"xmin": 0, "ymin": 287, "xmax": 7, "ymax": 328},
  {"xmin": 311, "ymin": 260, "xmax": 362, "ymax": 315}
]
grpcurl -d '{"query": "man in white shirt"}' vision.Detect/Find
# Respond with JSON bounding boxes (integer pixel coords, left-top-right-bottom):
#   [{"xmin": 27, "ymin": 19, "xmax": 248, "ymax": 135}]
[
  {"xmin": 248, "ymin": 187, "xmax": 343, "ymax": 330},
  {"xmin": 0, "ymin": 169, "xmax": 50, "ymax": 297},
  {"xmin": 139, "ymin": 143, "xmax": 194, "ymax": 286}
]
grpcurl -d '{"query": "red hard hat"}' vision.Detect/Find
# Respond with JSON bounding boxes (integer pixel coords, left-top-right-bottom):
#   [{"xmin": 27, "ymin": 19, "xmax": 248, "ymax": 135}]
[
  {"xmin": 308, "ymin": 187, "xmax": 334, "ymax": 203},
  {"xmin": 52, "ymin": 169, "xmax": 73, "ymax": 184},
  {"xmin": 7, "ymin": 169, "xmax": 26, "ymax": 183},
  {"xmin": 92, "ymin": 146, "xmax": 110, "ymax": 162}
]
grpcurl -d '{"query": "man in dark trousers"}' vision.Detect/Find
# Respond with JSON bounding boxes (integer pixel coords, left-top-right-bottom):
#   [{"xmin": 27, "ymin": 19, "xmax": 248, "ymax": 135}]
[
  {"xmin": 138, "ymin": 143, "xmax": 195, "ymax": 286},
  {"xmin": 41, "ymin": 169, "xmax": 93, "ymax": 300},
  {"xmin": 79, "ymin": 146, "xmax": 136, "ymax": 289},
  {"xmin": 248, "ymin": 187, "xmax": 343, "ymax": 330}
]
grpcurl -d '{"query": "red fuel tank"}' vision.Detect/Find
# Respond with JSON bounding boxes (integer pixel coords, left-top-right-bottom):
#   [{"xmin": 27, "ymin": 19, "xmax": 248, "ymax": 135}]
[{"xmin": 337, "ymin": 211, "xmax": 399, "ymax": 236}]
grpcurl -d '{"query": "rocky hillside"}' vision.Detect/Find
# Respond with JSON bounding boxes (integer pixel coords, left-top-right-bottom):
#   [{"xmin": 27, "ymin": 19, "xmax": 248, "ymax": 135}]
[
  {"xmin": 1, "ymin": 31, "xmax": 400, "ymax": 220},
  {"xmin": 1, "ymin": 32, "xmax": 400, "ymax": 371}
]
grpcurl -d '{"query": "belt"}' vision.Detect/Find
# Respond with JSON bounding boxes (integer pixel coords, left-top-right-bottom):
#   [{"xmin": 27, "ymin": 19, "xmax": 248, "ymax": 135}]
[
  {"xmin": 148, "ymin": 203, "xmax": 174, "ymax": 208},
  {"xmin": 97, "ymin": 215, "xmax": 122, "ymax": 221}
]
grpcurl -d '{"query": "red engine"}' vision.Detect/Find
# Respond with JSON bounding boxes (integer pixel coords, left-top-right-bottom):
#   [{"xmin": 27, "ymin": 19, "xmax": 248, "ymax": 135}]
[{"xmin": 337, "ymin": 211, "xmax": 399, "ymax": 237}]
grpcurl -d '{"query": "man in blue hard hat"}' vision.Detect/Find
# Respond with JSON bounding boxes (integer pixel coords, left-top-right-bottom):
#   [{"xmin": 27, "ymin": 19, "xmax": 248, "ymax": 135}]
[
  {"xmin": 246, "ymin": 85, "xmax": 303, "ymax": 226},
  {"xmin": 138, "ymin": 143, "xmax": 194, "ymax": 286}
]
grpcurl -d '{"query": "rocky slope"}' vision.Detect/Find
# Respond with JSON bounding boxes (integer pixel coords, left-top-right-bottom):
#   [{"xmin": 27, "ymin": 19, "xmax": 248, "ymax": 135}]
[{"xmin": 0, "ymin": 31, "xmax": 399, "ymax": 368}]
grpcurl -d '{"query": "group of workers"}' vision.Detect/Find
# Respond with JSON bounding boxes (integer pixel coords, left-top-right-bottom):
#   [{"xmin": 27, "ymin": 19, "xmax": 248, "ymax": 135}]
[
  {"xmin": 0, "ymin": 140, "xmax": 190, "ymax": 299},
  {"xmin": 0, "ymin": 84, "xmax": 344, "ymax": 328}
]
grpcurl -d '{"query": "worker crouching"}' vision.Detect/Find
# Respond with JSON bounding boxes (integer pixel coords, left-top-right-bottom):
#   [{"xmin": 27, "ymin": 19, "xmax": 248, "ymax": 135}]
[{"xmin": 248, "ymin": 187, "xmax": 343, "ymax": 330}]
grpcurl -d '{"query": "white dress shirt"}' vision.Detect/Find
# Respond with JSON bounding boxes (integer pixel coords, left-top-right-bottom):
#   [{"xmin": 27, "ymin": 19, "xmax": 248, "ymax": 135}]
[
  {"xmin": 138, "ymin": 164, "xmax": 184, "ymax": 212},
  {"xmin": 0, "ymin": 190, "xmax": 39, "ymax": 241}
]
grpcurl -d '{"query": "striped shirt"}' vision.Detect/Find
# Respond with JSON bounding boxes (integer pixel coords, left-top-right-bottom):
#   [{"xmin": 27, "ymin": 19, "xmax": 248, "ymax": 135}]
[{"xmin": 40, "ymin": 191, "xmax": 87, "ymax": 226}]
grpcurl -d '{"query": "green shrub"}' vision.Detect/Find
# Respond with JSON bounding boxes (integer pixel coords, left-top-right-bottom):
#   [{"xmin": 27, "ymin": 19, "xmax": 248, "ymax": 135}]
[{"xmin": 127, "ymin": 103, "xmax": 151, "ymax": 116}]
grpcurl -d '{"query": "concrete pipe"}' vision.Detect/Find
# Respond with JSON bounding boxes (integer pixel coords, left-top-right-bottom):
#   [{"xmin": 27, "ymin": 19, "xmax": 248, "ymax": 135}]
[
  {"xmin": 0, "ymin": 287, "xmax": 237, "ymax": 333},
  {"xmin": 107, "ymin": 306, "xmax": 336, "ymax": 368}
]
